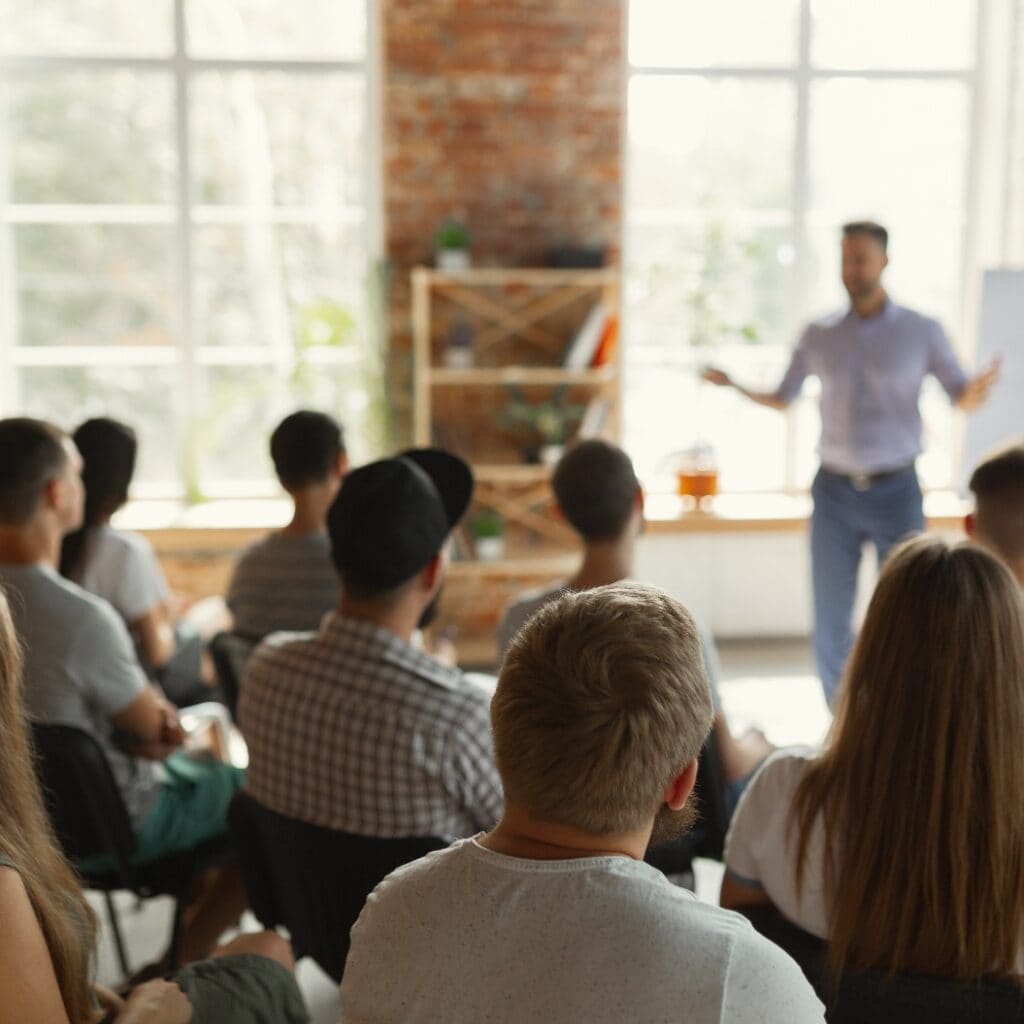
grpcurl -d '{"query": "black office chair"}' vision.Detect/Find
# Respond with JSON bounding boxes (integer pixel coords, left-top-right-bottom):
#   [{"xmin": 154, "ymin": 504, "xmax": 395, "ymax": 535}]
[
  {"xmin": 645, "ymin": 727, "xmax": 730, "ymax": 878},
  {"xmin": 30, "ymin": 723, "xmax": 235, "ymax": 980},
  {"xmin": 229, "ymin": 790, "xmax": 446, "ymax": 983},
  {"xmin": 737, "ymin": 905, "xmax": 1024, "ymax": 1023},
  {"xmin": 208, "ymin": 631, "xmax": 256, "ymax": 721}
]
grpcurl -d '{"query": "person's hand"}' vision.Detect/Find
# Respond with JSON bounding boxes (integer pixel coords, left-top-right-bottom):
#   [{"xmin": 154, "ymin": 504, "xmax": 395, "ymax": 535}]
[
  {"xmin": 957, "ymin": 356, "xmax": 1001, "ymax": 411},
  {"xmin": 117, "ymin": 979, "xmax": 193, "ymax": 1024},
  {"xmin": 126, "ymin": 698, "xmax": 187, "ymax": 761},
  {"xmin": 700, "ymin": 366, "xmax": 732, "ymax": 388}
]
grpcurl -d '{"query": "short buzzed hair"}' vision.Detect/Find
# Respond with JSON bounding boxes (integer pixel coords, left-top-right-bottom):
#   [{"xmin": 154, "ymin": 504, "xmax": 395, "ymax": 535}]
[
  {"xmin": 842, "ymin": 220, "xmax": 889, "ymax": 252},
  {"xmin": 492, "ymin": 581, "xmax": 714, "ymax": 835},
  {"xmin": 552, "ymin": 440, "xmax": 640, "ymax": 542},
  {"xmin": 270, "ymin": 410, "xmax": 345, "ymax": 491},
  {"xmin": 969, "ymin": 442, "xmax": 1024, "ymax": 565},
  {"xmin": 0, "ymin": 418, "xmax": 68, "ymax": 525}
]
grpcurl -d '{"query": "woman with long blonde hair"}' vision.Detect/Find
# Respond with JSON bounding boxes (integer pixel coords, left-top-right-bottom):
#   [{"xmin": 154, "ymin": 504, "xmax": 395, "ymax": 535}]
[
  {"xmin": 0, "ymin": 586, "xmax": 310, "ymax": 1023},
  {"xmin": 721, "ymin": 535, "xmax": 1024, "ymax": 981}
]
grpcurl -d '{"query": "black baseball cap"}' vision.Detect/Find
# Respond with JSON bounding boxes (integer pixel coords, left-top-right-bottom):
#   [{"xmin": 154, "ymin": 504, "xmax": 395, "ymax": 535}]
[{"xmin": 328, "ymin": 448, "xmax": 473, "ymax": 589}]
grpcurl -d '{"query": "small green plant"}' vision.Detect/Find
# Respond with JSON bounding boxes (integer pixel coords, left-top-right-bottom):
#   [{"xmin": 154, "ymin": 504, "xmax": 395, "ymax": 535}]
[
  {"xmin": 434, "ymin": 219, "xmax": 470, "ymax": 251},
  {"xmin": 504, "ymin": 385, "xmax": 585, "ymax": 449},
  {"xmin": 470, "ymin": 509, "xmax": 505, "ymax": 539}
]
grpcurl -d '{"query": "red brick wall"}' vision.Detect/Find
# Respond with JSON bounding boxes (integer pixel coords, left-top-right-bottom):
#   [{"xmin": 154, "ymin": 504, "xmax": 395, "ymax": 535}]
[{"xmin": 382, "ymin": 0, "xmax": 625, "ymax": 438}]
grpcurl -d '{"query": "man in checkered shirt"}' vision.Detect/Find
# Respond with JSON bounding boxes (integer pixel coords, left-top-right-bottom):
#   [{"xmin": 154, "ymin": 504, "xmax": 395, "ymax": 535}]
[{"xmin": 238, "ymin": 448, "xmax": 503, "ymax": 841}]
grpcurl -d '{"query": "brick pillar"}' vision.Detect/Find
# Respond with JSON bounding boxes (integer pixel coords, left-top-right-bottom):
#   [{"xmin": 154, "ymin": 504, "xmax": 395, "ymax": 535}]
[{"xmin": 381, "ymin": 0, "xmax": 624, "ymax": 441}]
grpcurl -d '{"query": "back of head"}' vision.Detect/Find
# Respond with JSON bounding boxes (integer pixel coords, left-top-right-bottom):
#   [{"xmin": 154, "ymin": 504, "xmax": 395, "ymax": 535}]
[
  {"xmin": 59, "ymin": 418, "xmax": 137, "ymax": 579},
  {"xmin": 552, "ymin": 440, "xmax": 640, "ymax": 542},
  {"xmin": 969, "ymin": 442, "xmax": 1024, "ymax": 573},
  {"xmin": 493, "ymin": 581, "xmax": 714, "ymax": 835},
  {"xmin": 0, "ymin": 418, "xmax": 68, "ymax": 527},
  {"xmin": 792, "ymin": 534, "xmax": 1024, "ymax": 980},
  {"xmin": 270, "ymin": 410, "xmax": 345, "ymax": 491},
  {"xmin": 0, "ymin": 587, "xmax": 97, "ymax": 1023}
]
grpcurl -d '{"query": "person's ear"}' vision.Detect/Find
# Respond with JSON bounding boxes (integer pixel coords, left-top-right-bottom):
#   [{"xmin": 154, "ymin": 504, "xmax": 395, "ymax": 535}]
[
  {"xmin": 41, "ymin": 476, "xmax": 62, "ymax": 513},
  {"xmin": 336, "ymin": 452, "xmax": 349, "ymax": 478},
  {"xmin": 635, "ymin": 485, "xmax": 645, "ymax": 516},
  {"xmin": 882, "ymin": 253, "xmax": 889, "ymax": 272},
  {"xmin": 421, "ymin": 551, "xmax": 445, "ymax": 592},
  {"xmin": 964, "ymin": 512, "xmax": 975, "ymax": 538},
  {"xmin": 663, "ymin": 757, "xmax": 699, "ymax": 811}
]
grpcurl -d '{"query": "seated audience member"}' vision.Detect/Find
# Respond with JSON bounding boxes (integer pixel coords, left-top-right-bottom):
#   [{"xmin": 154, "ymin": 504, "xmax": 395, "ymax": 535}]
[
  {"xmin": 59, "ymin": 418, "xmax": 215, "ymax": 707},
  {"xmin": 0, "ymin": 585, "xmax": 310, "ymax": 1024},
  {"xmin": 722, "ymin": 535, "xmax": 1024, "ymax": 984},
  {"xmin": 227, "ymin": 410, "xmax": 347, "ymax": 642},
  {"xmin": 341, "ymin": 582, "xmax": 824, "ymax": 1023},
  {"xmin": 499, "ymin": 439, "xmax": 773, "ymax": 794},
  {"xmin": 0, "ymin": 418, "xmax": 246, "ymax": 966},
  {"xmin": 239, "ymin": 449, "xmax": 502, "ymax": 841},
  {"xmin": 967, "ymin": 440, "xmax": 1024, "ymax": 585}
]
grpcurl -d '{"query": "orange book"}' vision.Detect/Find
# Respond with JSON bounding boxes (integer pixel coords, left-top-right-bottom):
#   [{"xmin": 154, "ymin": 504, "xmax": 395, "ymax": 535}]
[{"xmin": 591, "ymin": 313, "xmax": 619, "ymax": 367}]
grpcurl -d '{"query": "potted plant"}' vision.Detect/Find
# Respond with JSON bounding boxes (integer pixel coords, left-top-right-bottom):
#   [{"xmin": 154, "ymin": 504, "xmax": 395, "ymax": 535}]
[
  {"xmin": 504, "ymin": 385, "xmax": 586, "ymax": 465},
  {"xmin": 434, "ymin": 219, "xmax": 471, "ymax": 271},
  {"xmin": 470, "ymin": 509, "xmax": 505, "ymax": 562}
]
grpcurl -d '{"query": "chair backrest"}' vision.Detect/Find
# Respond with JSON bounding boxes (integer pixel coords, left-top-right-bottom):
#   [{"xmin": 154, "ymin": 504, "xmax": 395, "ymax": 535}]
[
  {"xmin": 229, "ymin": 790, "xmax": 446, "ymax": 983},
  {"xmin": 208, "ymin": 631, "xmax": 255, "ymax": 720},
  {"xmin": 30, "ymin": 722, "xmax": 138, "ymax": 877},
  {"xmin": 738, "ymin": 905, "xmax": 1024, "ymax": 1024}
]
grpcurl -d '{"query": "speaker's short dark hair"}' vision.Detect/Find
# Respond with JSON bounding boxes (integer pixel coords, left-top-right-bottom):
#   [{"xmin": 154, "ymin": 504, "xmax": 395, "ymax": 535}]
[
  {"xmin": 553, "ymin": 440, "xmax": 640, "ymax": 542},
  {"xmin": 0, "ymin": 418, "xmax": 69, "ymax": 525},
  {"xmin": 270, "ymin": 411, "xmax": 345, "ymax": 491},
  {"xmin": 969, "ymin": 442, "xmax": 1024, "ymax": 563},
  {"xmin": 842, "ymin": 220, "xmax": 889, "ymax": 252}
]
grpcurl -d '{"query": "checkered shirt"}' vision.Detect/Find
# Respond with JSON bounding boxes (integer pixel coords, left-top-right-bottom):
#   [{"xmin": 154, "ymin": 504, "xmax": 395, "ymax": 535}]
[{"xmin": 238, "ymin": 612, "xmax": 503, "ymax": 841}]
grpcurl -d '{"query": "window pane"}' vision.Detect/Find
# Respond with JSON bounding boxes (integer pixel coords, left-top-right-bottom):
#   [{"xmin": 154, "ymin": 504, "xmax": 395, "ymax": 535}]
[
  {"xmin": 811, "ymin": 0, "xmax": 975, "ymax": 70},
  {"xmin": 626, "ymin": 76, "xmax": 795, "ymax": 491},
  {"xmin": 185, "ymin": 0, "xmax": 365, "ymax": 61},
  {"xmin": 808, "ymin": 79, "xmax": 968, "ymax": 217},
  {"xmin": 0, "ymin": 0, "xmax": 172, "ymax": 56},
  {"xmin": 630, "ymin": 0, "xmax": 799, "ymax": 67},
  {"xmin": 628, "ymin": 77, "xmax": 793, "ymax": 211},
  {"xmin": 191, "ymin": 71, "xmax": 365, "ymax": 208},
  {"xmin": 193, "ymin": 222, "xmax": 366, "ymax": 347},
  {"xmin": 6, "ymin": 71, "xmax": 175, "ymax": 204},
  {"xmin": 17, "ymin": 366, "xmax": 181, "ymax": 489},
  {"xmin": 196, "ymin": 362, "xmax": 372, "ymax": 496},
  {"xmin": 14, "ymin": 223, "xmax": 177, "ymax": 348}
]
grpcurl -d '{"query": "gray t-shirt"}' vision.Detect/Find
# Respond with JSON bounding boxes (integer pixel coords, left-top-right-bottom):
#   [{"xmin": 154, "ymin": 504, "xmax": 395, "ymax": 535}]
[
  {"xmin": 0, "ymin": 563, "xmax": 163, "ymax": 828},
  {"xmin": 341, "ymin": 838, "xmax": 825, "ymax": 1023},
  {"xmin": 79, "ymin": 525, "xmax": 169, "ymax": 623},
  {"xmin": 226, "ymin": 531, "xmax": 339, "ymax": 641},
  {"xmin": 498, "ymin": 581, "xmax": 723, "ymax": 710}
]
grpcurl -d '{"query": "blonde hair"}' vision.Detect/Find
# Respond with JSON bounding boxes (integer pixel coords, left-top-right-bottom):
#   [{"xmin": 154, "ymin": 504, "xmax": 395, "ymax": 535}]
[
  {"xmin": 790, "ymin": 535, "xmax": 1024, "ymax": 981},
  {"xmin": 493, "ymin": 581, "xmax": 714, "ymax": 835},
  {"xmin": 0, "ymin": 587, "xmax": 97, "ymax": 1023}
]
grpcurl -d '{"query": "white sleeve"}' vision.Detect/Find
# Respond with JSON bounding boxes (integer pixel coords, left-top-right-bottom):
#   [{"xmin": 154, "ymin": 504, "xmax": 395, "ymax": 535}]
[
  {"xmin": 723, "ymin": 758, "xmax": 775, "ymax": 887},
  {"xmin": 110, "ymin": 531, "xmax": 168, "ymax": 622},
  {"xmin": 721, "ymin": 925, "xmax": 825, "ymax": 1023}
]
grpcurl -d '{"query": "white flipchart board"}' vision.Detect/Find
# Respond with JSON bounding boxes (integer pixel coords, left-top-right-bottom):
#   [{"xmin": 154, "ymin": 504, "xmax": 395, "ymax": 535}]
[{"xmin": 960, "ymin": 269, "xmax": 1024, "ymax": 493}]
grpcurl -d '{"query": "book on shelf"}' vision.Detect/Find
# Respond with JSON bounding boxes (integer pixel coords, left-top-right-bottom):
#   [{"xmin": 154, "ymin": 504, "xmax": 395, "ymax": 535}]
[
  {"xmin": 577, "ymin": 396, "xmax": 612, "ymax": 439},
  {"xmin": 590, "ymin": 312, "xmax": 619, "ymax": 367},
  {"xmin": 562, "ymin": 302, "xmax": 610, "ymax": 368}
]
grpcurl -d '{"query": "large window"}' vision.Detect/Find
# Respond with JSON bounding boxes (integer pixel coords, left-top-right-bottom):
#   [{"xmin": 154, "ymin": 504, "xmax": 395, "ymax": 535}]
[
  {"xmin": 625, "ymin": 0, "xmax": 982, "ymax": 493},
  {"xmin": 0, "ymin": 0, "xmax": 381, "ymax": 498}
]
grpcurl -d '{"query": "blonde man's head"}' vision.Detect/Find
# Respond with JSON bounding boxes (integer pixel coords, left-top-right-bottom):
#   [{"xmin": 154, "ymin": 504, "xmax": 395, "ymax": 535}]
[{"xmin": 492, "ymin": 581, "xmax": 714, "ymax": 836}]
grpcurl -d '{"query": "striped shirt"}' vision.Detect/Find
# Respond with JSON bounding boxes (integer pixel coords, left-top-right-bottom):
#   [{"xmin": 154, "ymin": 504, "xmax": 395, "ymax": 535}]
[
  {"xmin": 226, "ymin": 531, "xmax": 339, "ymax": 641},
  {"xmin": 238, "ymin": 613, "xmax": 503, "ymax": 841}
]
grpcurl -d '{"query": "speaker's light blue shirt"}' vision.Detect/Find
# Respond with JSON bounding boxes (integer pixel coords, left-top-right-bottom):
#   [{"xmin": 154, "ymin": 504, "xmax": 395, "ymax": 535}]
[{"xmin": 777, "ymin": 300, "xmax": 969, "ymax": 475}]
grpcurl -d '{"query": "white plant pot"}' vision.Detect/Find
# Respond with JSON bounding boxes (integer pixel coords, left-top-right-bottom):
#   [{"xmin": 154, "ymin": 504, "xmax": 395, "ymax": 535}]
[
  {"xmin": 539, "ymin": 444, "xmax": 565, "ymax": 467},
  {"xmin": 436, "ymin": 248, "xmax": 471, "ymax": 272},
  {"xmin": 443, "ymin": 346, "xmax": 474, "ymax": 369},
  {"xmin": 474, "ymin": 536, "xmax": 505, "ymax": 562}
]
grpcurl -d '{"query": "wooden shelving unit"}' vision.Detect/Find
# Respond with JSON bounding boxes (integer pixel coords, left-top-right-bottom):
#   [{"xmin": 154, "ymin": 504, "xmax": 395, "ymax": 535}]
[{"xmin": 412, "ymin": 266, "xmax": 621, "ymax": 666}]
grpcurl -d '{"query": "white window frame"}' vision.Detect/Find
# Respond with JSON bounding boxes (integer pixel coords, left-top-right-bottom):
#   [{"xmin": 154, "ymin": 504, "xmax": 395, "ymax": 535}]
[{"xmin": 0, "ymin": 0, "xmax": 382, "ymax": 498}]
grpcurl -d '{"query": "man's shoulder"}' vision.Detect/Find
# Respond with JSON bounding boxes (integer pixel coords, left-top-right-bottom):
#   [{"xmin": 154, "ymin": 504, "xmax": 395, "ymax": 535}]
[
  {"xmin": 889, "ymin": 303, "xmax": 944, "ymax": 338},
  {"xmin": 4, "ymin": 564, "xmax": 120, "ymax": 631}
]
